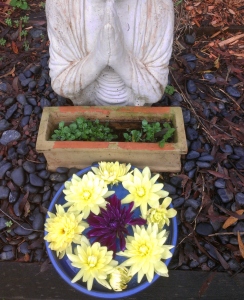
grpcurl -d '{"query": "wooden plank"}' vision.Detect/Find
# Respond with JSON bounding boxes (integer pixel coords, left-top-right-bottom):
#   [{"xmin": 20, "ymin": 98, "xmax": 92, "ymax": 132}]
[{"xmin": 0, "ymin": 263, "xmax": 244, "ymax": 299}]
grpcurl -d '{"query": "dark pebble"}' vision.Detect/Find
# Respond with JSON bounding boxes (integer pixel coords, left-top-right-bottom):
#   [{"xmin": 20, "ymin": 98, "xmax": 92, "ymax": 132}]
[
  {"xmin": 188, "ymin": 168, "xmax": 196, "ymax": 179},
  {"xmin": 162, "ymin": 183, "xmax": 176, "ymax": 195},
  {"xmin": 0, "ymin": 130, "xmax": 21, "ymax": 146},
  {"xmin": 20, "ymin": 116, "xmax": 30, "ymax": 128},
  {"xmin": 189, "ymin": 260, "xmax": 199, "ymax": 268},
  {"xmin": 50, "ymin": 173, "xmax": 68, "ymax": 182},
  {"xmin": 14, "ymin": 223, "xmax": 33, "ymax": 236},
  {"xmin": 186, "ymin": 127, "xmax": 198, "ymax": 141},
  {"xmin": 23, "ymin": 183, "xmax": 40, "ymax": 194},
  {"xmin": 32, "ymin": 213, "xmax": 44, "ymax": 230},
  {"xmin": 0, "ymin": 162, "xmax": 12, "ymax": 179},
  {"xmin": 3, "ymin": 97, "xmax": 15, "ymax": 107},
  {"xmin": 234, "ymin": 147, "xmax": 244, "ymax": 157},
  {"xmin": 187, "ymin": 80, "xmax": 197, "ymax": 94},
  {"xmin": 29, "ymin": 174, "xmax": 44, "ymax": 187},
  {"xmin": 28, "ymin": 80, "xmax": 37, "ymax": 90},
  {"xmin": 0, "ymin": 83, "xmax": 8, "ymax": 93},
  {"xmin": 226, "ymin": 86, "xmax": 241, "ymax": 98},
  {"xmin": 183, "ymin": 109, "xmax": 191, "ymax": 124},
  {"xmin": 23, "ymin": 161, "xmax": 36, "ymax": 173},
  {"xmin": 53, "ymin": 182, "xmax": 63, "ymax": 191},
  {"xmin": 19, "ymin": 242, "xmax": 31, "ymax": 254},
  {"xmin": 184, "ymin": 160, "xmax": 196, "ymax": 172},
  {"xmin": 0, "ymin": 251, "xmax": 14, "ymax": 261},
  {"xmin": 23, "ymin": 70, "xmax": 32, "ymax": 78},
  {"xmin": 172, "ymin": 197, "xmax": 184, "ymax": 208},
  {"xmin": 38, "ymin": 170, "xmax": 50, "ymax": 179},
  {"xmin": 16, "ymin": 94, "xmax": 27, "ymax": 105},
  {"xmin": 11, "ymin": 167, "xmax": 26, "ymax": 187},
  {"xmin": 0, "ymin": 119, "xmax": 11, "ymax": 131},
  {"xmin": 185, "ymin": 198, "xmax": 201, "ymax": 210},
  {"xmin": 21, "ymin": 78, "xmax": 33, "ymax": 87},
  {"xmin": 184, "ymin": 207, "xmax": 197, "ymax": 223},
  {"xmin": 8, "ymin": 148, "xmax": 17, "ymax": 161},
  {"xmin": 30, "ymin": 194, "xmax": 42, "ymax": 204},
  {"xmin": 228, "ymin": 259, "xmax": 240, "ymax": 272},
  {"xmin": 233, "ymin": 222, "xmax": 244, "ymax": 233},
  {"xmin": 29, "ymin": 65, "xmax": 42, "ymax": 75},
  {"xmin": 35, "ymin": 163, "xmax": 46, "ymax": 171},
  {"xmin": 186, "ymin": 150, "xmax": 200, "ymax": 160},
  {"xmin": 203, "ymin": 73, "xmax": 215, "ymax": 83},
  {"xmin": 24, "ymin": 104, "xmax": 33, "ymax": 116},
  {"xmin": 217, "ymin": 188, "xmax": 233, "ymax": 203},
  {"xmin": 214, "ymin": 179, "xmax": 226, "ymax": 189},
  {"xmin": 18, "ymin": 73, "xmax": 26, "ymax": 81},
  {"xmin": 27, "ymin": 97, "xmax": 37, "ymax": 106},
  {"xmin": 235, "ymin": 193, "xmax": 244, "ymax": 206},
  {"xmin": 5, "ymin": 103, "xmax": 18, "ymax": 120},
  {"xmin": 220, "ymin": 144, "xmax": 233, "ymax": 154},
  {"xmin": 207, "ymin": 260, "xmax": 216, "ymax": 269},
  {"xmin": 196, "ymin": 223, "xmax": 214, "ymax": 236},
  {"xmin": 43, "ymin": 189, "xmax": 52, "ymax": 202},
  {"xmin": 236, "ymin": 157, "xmax": 244, "ymax": 170},
  {"xmin": 198, "ymin": 155, "xmax": 214, "ymax": 162},
  {"xmin": 199, "ymin": 255, "xmax": 208, "ymax": 264},
  {"xmin": 40, "ymin": 97, "xmax": 51, "ymax": 108},
  {"xmin": 191, "ymin": 140, "xmax": 202, "ymax": 151},
  {"xmin": 34, "ymin": 249, "xmax": 44, "ymax": 262},
  {"xmin": 56, "ymin": 167, "xmax": 69, "ymax": 174},
  {"xmin": 182, "ymin": 54, "xmax": 197, "ymax": 62},
  {"xmin": 8, "ymin": 190, "xmax": 19, "ymax": 204},
  {"xmin": 17, "ymin": 141, "xmax": 29, "ymax": 156},
  {"xmin": 196, "ymin": 162, "xmax": 211, "ymax": 168},
  {"xmin": 229, "ymin": 154, "xmax": 240, "ymax": 160},
  {"xmin": 33, "ymin": 106, "xmax": 42, "ymax": 115},
  {"xmin": 170, "ymin": 176, "xmax": 183, "ymax": 188},
  {"xmin": 0, "ymin": 217, "xmax": 8, "ymax": 230}
]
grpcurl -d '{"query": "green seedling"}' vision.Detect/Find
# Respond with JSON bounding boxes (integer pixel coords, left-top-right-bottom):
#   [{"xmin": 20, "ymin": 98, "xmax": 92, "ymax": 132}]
[
  {"xmin": 164, "ymin": 85, "xmax": 175, "ymax": 95},
  {"xmin": 10, "ymin": 0, "xmax": 29, "ymax": 10},
  {"xmin": 0, "ymin": 38, "xmax": 7, "ymax": 46}
]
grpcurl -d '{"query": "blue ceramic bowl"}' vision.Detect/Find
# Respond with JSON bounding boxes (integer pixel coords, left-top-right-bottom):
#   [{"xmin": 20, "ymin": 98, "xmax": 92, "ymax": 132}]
[{"xmin": 45, "ymin": 166, "xmax": 178, "ymax": 299}]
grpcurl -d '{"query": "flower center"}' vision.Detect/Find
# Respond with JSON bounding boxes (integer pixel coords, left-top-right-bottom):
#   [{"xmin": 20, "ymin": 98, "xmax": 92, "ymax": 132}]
[
  {"xmin": 87, "ymin": 255, "xmax": 97, "ymax": 268},
  {"xmin": 83, "ymin": 191, "xmax": 91, "ymax": 200},
  {"xmin": 139, "ymin": 244, "xmax": 149, "ymax": 256},
  {"xmin": 136, "ymin": 187, "xmax": 145, "ymax": 197}
]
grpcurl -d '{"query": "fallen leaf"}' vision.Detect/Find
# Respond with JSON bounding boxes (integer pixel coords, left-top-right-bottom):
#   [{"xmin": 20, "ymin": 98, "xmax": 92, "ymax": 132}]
[
  {"xmin": 207, "ymin": 170, "xmax": 230, "ymax": 179},
  {"xmin": 12, "ymin": 41, "xmax": 19, "ymax": 54},
  {"xmin": 237, "ymin": 232, "xmax": 244, "ymax": 259},
  {"xmin": 222, "ymin": 210, "xmax": 244, "ymax": 229},
  {"xmin": 0, "ymin": 66, "xmax": 16, "ymax": 79}
]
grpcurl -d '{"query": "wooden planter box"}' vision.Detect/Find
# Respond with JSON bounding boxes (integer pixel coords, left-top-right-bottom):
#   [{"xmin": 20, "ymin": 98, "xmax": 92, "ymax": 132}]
[{"xmin": 36, "ymin": 106, "xmax": 187, "ymax": 172}]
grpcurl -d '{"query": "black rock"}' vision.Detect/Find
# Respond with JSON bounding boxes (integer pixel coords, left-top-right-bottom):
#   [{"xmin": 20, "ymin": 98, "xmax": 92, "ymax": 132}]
[
  {"xmin": 182, "ymin": 54, "xmax": 197, "ymax": 62},
  {"xmin": 204, "ymin": 73, "xmax": 216, "ymax": 83},
  {"xmin": 0, "ymin": 251, "xmax": 14, "ymax": 261},
  {"xmin": 34, "ymin": 249, "xmax": 44, "ymax": 262},
  {"xmin": 23, "ymin": 70, "xmax": 32, "ymax": 78},
  {"xmin": 233, "ymin": 221, "xmax": 244, "ymax": 233},
  {"xmin": 50, "ymin": 173, "xmax": 68, "ymax": 182},
  {"xmin": 29, "ymin": 65, "xmax": 42, "ymax": 75},
  {"xmin": 33, "ymin": 106, "xmax": 42, "ymax": 115},
  {"xmin": 187, "ymin": 80, "xmax": 197, "ymax": 94},
  {"xmin": 3, "ymin": 97, "xmax": 15, "ymax": 107},
  {"xmin": 196, "ymin": 162, "xmax": 211, "ymax": 168},
  {"xmin": 40, "ymin": 97, "xmax": 51, "ymax": 108},
  {"xmin": 191, "ymin": 140, "xmax": 202, "ymax": 151},
  {"xmin": 0, "ymin": 119, "xmax": 10, "ymax": 131},
  {"xmin": 0, "ymin": 83, "xmax": 7, "ymax": 93},
  {"xmin": 19, "ymin": 242, "xmax": 30, "ymax": 254},
  {"xmin": 23, "ymin": 183, "xmax": 40, "ymax": 194},
  {"xmin": 43, "ymin": 189, "xmax": 52, "ymax": 202},
  {"xmin": 56, "ymin": 167, "xmax": 69, "ymax": 174},
  {"xmin": 184, "ymin": 160, "xmax": 196, "ymax": 172},
  {"xmin": 236, "ymin": 157, "xmax": 244, "ymax": 170},
  {"xmin": 233, "ymin": 147, "xmax": 244, "ymax": 157},
  {"xmin": 189, "ymin": 260, "xmax": 199, "ymax": 268},
  {"xmin": 226, "ymin": 86, "xmax": 241, "ymax": 98},
  {"xmin": 23, "ymin": 161, "xmax": 36, "ymax": 173},
  {"xmin": 21, "ymin": 78, "xmax": 33, "ymax": 87},
  {"xmin": 17, "ymin": 141, "xmax": 29, "ymax": 156},
  {"xmin": 217, "ymin": 188, "xmax": 233, "ymax": 203},
  {"xmin": 11, "ymin": 167, "xmax": 26, "ymax": 187},
  {"xmin": 16, "ymin": 94, "xmax": 27, "ymax": 105},
  {"xmin": 5, "ymin": 103, "xmax": 18, "ymax": 120},
  {"xmin": 196, "ymin": 223, "xmax": 214, "ymax": 236},
  {"xmin": 38, "ymin": 170, "xmax": 50, "ymax": 179},
  {"xmin": 198, "ymin": 155, "xmax": 214, "ymax": 162},
  {"xmin": 53, "ymin": 182, "xmax": 63, "ymax": 191},
  {"xmin": 183, "ymin": 109, "xmax": 191, "ymax": 124},
  {"xmin": 8, "ymin": 190, "xmax": 19, "ymax": 204},
  {"xmin": 28, "ymin": 80, "xmax": 37, "ymax": 91},
  {"xmin": 30, "ymin": 194, "xmax": 42, "ymax": 204},
  {"xmin": 0, "ymin": 217, "xmax": 8, "ymax": 230},
  {"xmin": 170, "ymin": 176, "xmax": 183, "ymax": 187},
  {"xmin": 220, "ymin": 144, "xmax": 233, "ymax": 154},
  {"xmin": 24, "ymin": 104, "xmax": 33, "ymax": 116},
  {"xmin": 184, "ymin": 207, "xmax": 197, "ymax": 223},
  {"xmin": 186, "ymin": 150, "xmax": 200, "ymax": 160},
  {"xmin": 235, "ymin": 193, "xmax": 244, "ymax": 206},
  {"xmin": 186, "ymin": 127, "xmax": 198, "ymax": 141},
  {"xmin": 188, "ymin": 168, "xmax": 196, "ymax": 179},
  {"xmin": 172, "ymin": 197, "xmax": 184, "ymax": 208},
  {"xmin": 27, "ymin": 97, "xmax": 37, "ymax": 106},
  {"xmin": 228, "ymin": 259, "xmax": 240, "ymax": 272},
  {"xmin": 185, "ymin": 198, "xmax": 201, "ymax": 209},
  {"xmin": 32, "ymin": 213, "xmax": 44, "ymax": 230},
  {"xmin": 0, "ymin": 162, "xmax": 12, "ymax": 179},
  {"xmin": 35, "ymin": 163, "xmax": 46, "ymax": 171},
  {"xmin": 14, "ymin": 223, "xmax": 33, "ymax": 236},
  {"xmin": 29, "ymin": 174, "xmax": 44, "ymax": 187},
  {"xmin": 0, "ymin": 186, "xmax": 10, "ymax": 199},
  {"xmin": 163, "ymin": 183, "xmax": 176, "ymax": 195},
  {"xmin": 214, "ymin": 179, "xmax": 226, "ymax": 189},
  {"xmin": 18, "ymin": 73, "xmax": 26, "ymax": 81},
  {"xmin": 8, "ymin": 147, "xmax": 17, "ymax": 161},
  {"xmin": 0, "ymin": 130, "xmax": 21, "ymax": 146},
  {"xmin": 20, "ymin": 116, "xmax": 30, "ymax": 128}
]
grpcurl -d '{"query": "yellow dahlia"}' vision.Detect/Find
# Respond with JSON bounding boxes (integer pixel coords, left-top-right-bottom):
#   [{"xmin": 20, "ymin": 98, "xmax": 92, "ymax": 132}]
[
  {"xmin": 147, "ymin": 197, "xmax": 177, "ymax": 229},
  {"xmin": 63, "ymin": 172, "xmax": 114, "ymax": 218},
  {"xmin": 121, "ymin": 167, "xmax": 169, "ymax": 217},
  {"xmin": 91, "ymin": 161, "xmax": 131, "ymax": 185},
  {"xmin": 67, "ymin": 236, "xmax": 118, "ymax": 290},
  {"xmin": 109, "ymin": 266, "xmax": 132, "ymax": 292},
  {"xmin": 44, "ymin": 204, "xmax": 88, "ymax": 259},
  {"xmin": 117, "ymin": 224, "xmax": 173, "ymax": 283}
]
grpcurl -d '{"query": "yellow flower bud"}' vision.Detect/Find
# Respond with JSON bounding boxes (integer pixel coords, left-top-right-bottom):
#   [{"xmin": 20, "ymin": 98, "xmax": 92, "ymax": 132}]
[{"xmin": 109, "ymin": 267, "xmax": 132, "ymax": 292}]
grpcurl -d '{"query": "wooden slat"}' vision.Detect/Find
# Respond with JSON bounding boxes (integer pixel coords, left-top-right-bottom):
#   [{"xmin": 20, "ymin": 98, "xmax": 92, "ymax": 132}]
[{"xmin": 0, "ymin": 263, "xmax": 243, "ymax": 299}]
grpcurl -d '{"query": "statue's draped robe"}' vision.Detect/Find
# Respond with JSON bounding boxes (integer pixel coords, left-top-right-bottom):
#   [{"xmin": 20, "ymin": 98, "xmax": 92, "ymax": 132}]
[{"xmin": 46, "ymin": 0, "xmax": 174, "ymax": 106}]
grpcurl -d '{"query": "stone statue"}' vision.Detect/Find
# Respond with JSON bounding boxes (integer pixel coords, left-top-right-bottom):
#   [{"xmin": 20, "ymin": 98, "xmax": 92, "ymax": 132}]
[{"xmin": 46, "ymin": 0, "xmax": 174, "ymax": 106}]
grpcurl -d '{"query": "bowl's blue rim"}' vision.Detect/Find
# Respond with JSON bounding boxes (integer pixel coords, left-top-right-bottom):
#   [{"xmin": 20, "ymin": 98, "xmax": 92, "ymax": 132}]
[{"xmin": 45, "ymin": 166, "xmax": 178, "ymax": 299}]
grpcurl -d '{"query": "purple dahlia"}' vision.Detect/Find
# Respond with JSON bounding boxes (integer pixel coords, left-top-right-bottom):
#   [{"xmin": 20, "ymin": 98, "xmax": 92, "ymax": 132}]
[{"xmin": 87, "ymin": 195, "xmax": 146, "ymax": 255}]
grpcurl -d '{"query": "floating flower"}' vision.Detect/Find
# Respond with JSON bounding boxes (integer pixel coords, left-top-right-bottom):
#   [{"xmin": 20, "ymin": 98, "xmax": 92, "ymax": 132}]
[
  {"xmin": 109, "ymin": 266, "xmax": 132, "ymax": 292},
  {"xmin": 63, "ymin": 173, "xmax": 114, "ymax": 218},
  {"xmin": 117, "ymin": 224, "xmax": 173, "ymax": 283},
  {"xmin": 67, "ymin": 236, "xmax": 118, "ymax": 290},
  {"xmin": 121, "ymin": 167, "xmax": 169, "ymax": 217},
  {"xmin": 147, "ymin": 197, "xmax": 177, "ymax": 229},
  {"xmin": 44, "ymin": 204, "xmax": 88, "ymax": 259},
  {"xmin": 91, "ymin": 161, "xmax": 131, "ymax": 185},
  {"xmin": 87, "ymin": 195, "xmax": 146, "ymax": 254}
]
